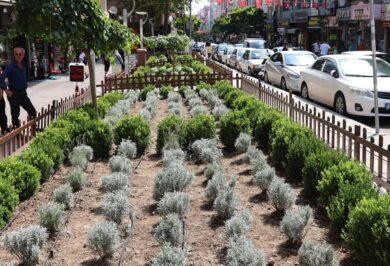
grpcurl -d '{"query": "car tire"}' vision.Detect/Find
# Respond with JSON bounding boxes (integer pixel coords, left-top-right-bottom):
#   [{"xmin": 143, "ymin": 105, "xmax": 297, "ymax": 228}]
[
  {"xmin": 334, "ymin": 93, "xmax": 347, "ymax": 115},
  {"xmin": 281, "ymin": 77, "xmax": 287, "ymax": 90},
  {"xmin": 264, "ymin": 72, "xmax": 269, "ymax": 83},
  {"xmin": 301, "ymin": 83, "xmax": 309, "ymax": 100}
]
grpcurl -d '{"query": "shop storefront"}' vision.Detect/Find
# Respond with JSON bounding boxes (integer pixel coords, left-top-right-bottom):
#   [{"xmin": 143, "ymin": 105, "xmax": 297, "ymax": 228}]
[
  {"xmin": 382, "ymin": 2, "xmax": 390, "ymax": 53},
  {"xmin": 337, "ymin": 7, "xmax": 351, "ymax": 50}
]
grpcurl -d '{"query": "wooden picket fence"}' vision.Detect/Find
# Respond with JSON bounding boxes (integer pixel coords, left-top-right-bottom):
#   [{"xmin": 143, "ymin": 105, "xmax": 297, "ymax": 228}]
[
  {"xmin": 0, "ymin": 88, "xmax": 91, "ymax": 159},
  {"xmin": 240, "ymin": 75, "xmax": 390, "ymax": 190}
]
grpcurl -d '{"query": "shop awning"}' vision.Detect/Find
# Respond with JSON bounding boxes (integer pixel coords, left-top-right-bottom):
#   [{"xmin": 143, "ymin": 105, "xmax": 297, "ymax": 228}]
[
  {"xmin": 0, "ymin": 0, "xmax": 14, "ymax": 7},
  {"xmin": 286, "ymin": 28, "xmax": 298, "ymax": 34}
]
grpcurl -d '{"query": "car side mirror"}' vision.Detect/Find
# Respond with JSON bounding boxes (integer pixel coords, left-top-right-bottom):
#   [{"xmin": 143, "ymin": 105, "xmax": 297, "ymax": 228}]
[{"xmin": 330, "ymin": 69, "xmax": 339, "ymax": 78}]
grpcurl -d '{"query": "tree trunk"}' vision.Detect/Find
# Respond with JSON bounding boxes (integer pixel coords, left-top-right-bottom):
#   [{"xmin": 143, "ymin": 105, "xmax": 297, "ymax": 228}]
[
  {"xmin": 163, "ymin": 0, "xmax": 170, "ymax": 34},
  {"xmin": 86, "ymin": 48, "xmax": 97, "ymax": 107}
]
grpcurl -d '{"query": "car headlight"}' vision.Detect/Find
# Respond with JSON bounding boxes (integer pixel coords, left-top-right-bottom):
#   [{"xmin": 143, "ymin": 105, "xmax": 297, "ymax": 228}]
[
  {"xmin": 287, "ymin": 72, "xmax": 300, "ymax": 79},
  {"xmin": 349, "ymin": 87, "xmax": 374, "ymax": 98}
]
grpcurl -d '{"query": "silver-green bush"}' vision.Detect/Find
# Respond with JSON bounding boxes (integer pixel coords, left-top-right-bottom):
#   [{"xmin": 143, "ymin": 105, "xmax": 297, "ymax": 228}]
[
  {"xmin": 101, "ymin": 190, "xmax": 132, "ymax": 224},
  {"xmin": 167, "ymin": 92, "xmax": 181, "ymax": 103},
  {"xmin": 66, "ymin": 167, "xmax": 86, "ymax": 192},
  {"xmin": 38, "ymin": 202, "xmax": 65, "ymax": 234},
  {"xmin": 205, "ymin": 172, "xmax": 228, "ymax": 202},
  {"xmin": 242, "ymin": 146, "xmax": 265, "ymax": 164},
  {"xmin": 109, "ymin": 155, "xmax": 132, "ymax": 175},
  {"xmin": 252, "ymin": 167, "xmax": 275, "ymax": 191},
  {"xmin": 117, "ymin": 139, "xmax": 137, "ymax": 159},
  {"xmin": 235, "ymin": 133, "xmax": 252, "ymax": 153},
  {"xmin": 225, "ymin": 209, "xmax": 252, "ymax": 240},
  {"xmin": 69, "ymin": 152, "xmax": 88, "ymax": 170},
  {"xmin": 192, "ymin": 138, "xmax": 222, "ymax": 164},
  {"xmin": 298, "ymin": 240, "xmax": 338, "ymax": 266},
  {"xmin": 139, "ymin": 108, "xmax": 152, "ymax": 122},
  {"xmin": 204, "ymin": 163, "xmax": 224, "ymax": 180},
  {"xmin": 162, "ymin": 148, "xmax": 186, "ymax": 167},
  {"xmin": 250, "ymin": 157, "xmax": 267, "ymax": 175},
  {"xmin": 154, "ymin": 214, "xmax": 184, "ymax": 247},
  {"xmin": 87, "ymin": 221, "xmax": 120, "ymax": 259},
  {"xmin": 199, "ymin": 88, "xmax": 209, "ymax": 100},
  {"xmin": 225, "ymin": 236, "xmax": 267, "ymax": 266},
  {"xmin": 157, "ymin": 192, "xmax": 190, "ymax": 217},
  {"xmin": 151, "ymin": 244, "xmax": 186, "ymax": 266},
  {"xmin": 153, "ymin": 163, "xmax": 195, "ymax": 201},
  {"xmin": 72, "ymin": 145, "xmax": 94, "ymax": 161},
  {"xmin": 53, "ymin": 183, "xmax": 74, "ymax": 210},
  {"xmin": 188, "ymin": 97, "xmax": 203, "ymax": 108},
  {"xmin": 189, "ymin": 105, "xmax": 208, "ymax": 117},
  {"xmin": 213, "ymin": 181, "xmax": 238, "ymax": 220},
  {"xmin": 280, "ymin": 205, "xmax": 313, "ymax": 244},
  {"xmin": 267, "ymin": 178, "xmax": 296, "ymax": 212},
  {"xmin": 212, "ymin": 104, "xmax": 228, "ymax": 120},
  {"xmin": 3, "ymin": 225, "xmax": 48, "ymax": 265},
  {"xmin": 101, "ymin": 172, "xmax": 130, "ymax": 192}
]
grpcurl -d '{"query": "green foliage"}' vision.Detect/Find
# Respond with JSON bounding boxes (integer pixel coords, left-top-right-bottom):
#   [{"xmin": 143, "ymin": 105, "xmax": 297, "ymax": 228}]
[
  {"xmin": 224, "ymin": 90, "xmax": 245, "ymax": 108},
  {"xmin": 270, "ymin": 119, "xmax": 312, "ymax": 168},
  {"xmin": 30, "ymin": 140, "xmax": 64, "ymax": 171},
  {"xmin": 317, "ymin": 161, "xmax": 374, "ymax": 207},
  {"xmin": 254, "ymin": 108, "xmax": 285, "ymax": 149},
  {"xmin": 302, "ymin": 150, "xmax": 348, "ymax": 199},
  {"xmin": 342, "ymin": 195, "xmax": 390, "ymax": 265},
  {"xmin": 154, "ymin": 213, "xmax": 184, "ymax": 247},
  {"xmin": 157, "ymin": 115, "xmax": 187, "ymax": 154},
  {"xmin": 327, "ymin": 181, "xmax": 377, "ymax": 231},
  {"xmin": 19, "ymin": 148, "xmax": 54, "ymax": 182},
  {"xmin": 33, "ymin": 127, "xmax": 72, "ymax": 151},
  {"xmin": 160, "ymin": 86, "xmax": 174, "ymax": 99},
  {"xmin": 97, "ymin": 92, "xmax": 124, "ymax": 117},
  {"xmin": 66, "ymin": 168, "xmax": 86, "ymax": 192},
  {"xmin": 285, "ymin": 134, "xmax": 326, "ymax": 180},
  {"xmin": 144, "ymin": 34, "xmax": 190, "ymax": 52},
  {"xmin": 186, "ymin": 114, "xmax": 216, "ymax": 147},
  {"xmin": 0, "ymin": 158, "xmax": 40, "ymax": 201},
  {"xmin": 174, "ymin": 15, "xmax": 202, "ymax": 35},
  {"xmin": 220, "ymin": 110, "xmax": 252, "ymax": 149},
  {"xmin": 88, "ymin": 221, "xmax": 120, "ymax": 259},
  {"xmin": 0, "ymin": 180, "xmax": 19, "ymax": 228},
  {"xmin": 140, "ymin": 85, "xmax": 156, "ymax": 101},
  {"xmin": 214, "ymin": 80, "xmax": 235, "ymax": 99},
  {"xmin": 85, "ymin": 120, "xmax": 112, "ymax": 159},
  {"xmin": 38, "ymin": 202, "xmax": 65, "ymax": 234},
  {"xmin": 114, "ymin": 115, "xmax": 151, "ymax": 154},
  {"xmin": 58, "ymin": 109, "xmax": 91, "ymax": 138},
  {"xmin": 298, "ymin": 240, "xmax": 338, "ymax": 266}
]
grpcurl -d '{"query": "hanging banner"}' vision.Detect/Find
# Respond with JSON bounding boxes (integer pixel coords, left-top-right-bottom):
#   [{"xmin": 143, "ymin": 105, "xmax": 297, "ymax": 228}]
[
  {"xmin": 255, "ymin": 0, "xmax": 262, "ymax": 8},
  {"xmin": 217, "ymin": 0, "xmax": 223, "ymax": 4},
  {"xmin": 266, "ymin": 0, "xmax": 272, "ymax": 7},
  {"xmin": 275, "ymin": 0, "xmax": 281, "ymax": 6},
  {"xmin": 283, "ymin": 0, "xmax": 290, "ymax": 9},
  {"xmin": 240, "ymin": 0, "xmax": 247, "ymax": 7}
]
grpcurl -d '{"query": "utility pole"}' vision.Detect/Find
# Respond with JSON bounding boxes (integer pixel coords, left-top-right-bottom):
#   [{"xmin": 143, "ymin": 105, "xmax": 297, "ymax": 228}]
[
  {"xmin": 370, "ymin": 0, "xmax": 379, "ymax": 134},
  {"xmin": 123, "ymin": 8, "xmax": 129, "ymax": 75},
  {"xmin": 189, "ymin": 0, "xmax": 193, "ymax": 40}
]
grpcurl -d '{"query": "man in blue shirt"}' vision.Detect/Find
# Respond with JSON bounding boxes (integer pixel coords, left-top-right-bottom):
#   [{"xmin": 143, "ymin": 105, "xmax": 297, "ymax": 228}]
[{"xmin": 0, "ymin": 47, "xmax": 36, "ymax": 129}]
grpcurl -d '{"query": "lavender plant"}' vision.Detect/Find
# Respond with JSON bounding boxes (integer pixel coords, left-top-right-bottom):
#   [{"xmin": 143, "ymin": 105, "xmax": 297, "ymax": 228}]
[
  {"xmin": 213, "ymin": 183, "xmax": 238, "ymax": 220},
  {"xmin": 101, "ymin": 190, "xmax": 132, "ymax": 224},
  {"xmin": 204, "ymin": 163, "xmax": 224, "ymax": 180},
  {"xmin": 280, "ymin": 205, "xmax": 313, "ymax": 244},
  {"xmin": 267, "ymin": 177, "xmax": 296, "ymax": 212},
  {"xmin": 53, "ymin": 183, "xmax": 74, "ymax": 210},
  {"xmin": 298, "ymin": 240, "xmax": 338, "ymax": 266},
  {"xmin": 225, "ymin": 209, "xmax": 252, "ymax": 240},
  {"xmin": 117, "ymin": 139, "xmax": 137, "ymax": 159},
  {"xmin": 66, "ymin": 167, "xmax": 86, "ymax": 192},
  {"xmin": 234, "ymin": 133, "xmax": 252, "ymax": 153},
  {"xmin": 151, "ymin": 244, "xmax": 186, "ymax": 266},
  {"xmin": 109, "ymin": 155, "xmax": 132, "ymax": 175},
  {"xmin": 87, "ymin": 221, "xmax": 120, "ymax": 259},
  {"xmin": 38, "ymin": 202, "xmax": 65, "ymax": 234},
  {"xmin": 225, "ymin": 236, "xmax": 267, "ymax": 266},
  {"xmin": 157, "ymin": 191, "xmax": 190, "ymax": 217},
  {"xmin": 101, "ymin": 172, "xmax": 130, "ymax": 193},
  {"xmin": 154, "ymin": 213, "xmax": 184, "ymax": 247},
  {"xmin": 252, "ymin": 167, "xmax": 275, "ymax": 191}
]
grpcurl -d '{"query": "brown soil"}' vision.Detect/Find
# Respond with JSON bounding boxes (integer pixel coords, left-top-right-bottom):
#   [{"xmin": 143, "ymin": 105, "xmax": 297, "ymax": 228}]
[{"xmin": 0, "ymin": 97, "xmax": 354, "ymax": 266}]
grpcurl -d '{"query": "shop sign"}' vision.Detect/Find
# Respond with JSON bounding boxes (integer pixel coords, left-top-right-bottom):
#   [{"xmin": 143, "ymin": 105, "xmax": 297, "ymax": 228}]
[
  {"xmin": 308, "ymin": 17, "xmax": 320, "ymax": 27},
  {"xmin": 382, "ymin": 4, "xmax": 390, "ymax": 21},
  {"xmin": 351, "ymin": 2, "xmax": 382, "ymax": 20},
  {"xmin": 291, "ymin": 9, "xmax": 308, "ymax": 23},
  {"xmin": 277, "ymin": 27, "xmax": 286, "ymax": 33},
  {"xmin": 383, "ymin": 21, "xmax": 390, "ymax": 28},
  {"xmin": 327, "ymin": 16, "xmax": 338, "ymax": 27},
  {"xmin": 265, "ymin": 23, "xmax": 273, "ymax": 31},
  {"xmin": 329, "ymin": 34, "xmax": 337, "ymax": 40},
  {"xmin": 337, "ymin": 7, "xmax": 351, "ymax": 20},
  {"xmin": 69, "ymin": 63, "xmax": 85, "ymax": 82},
  {"xmin": 308, "ymin": 8, "xmax": 319, "ymax": 16}
]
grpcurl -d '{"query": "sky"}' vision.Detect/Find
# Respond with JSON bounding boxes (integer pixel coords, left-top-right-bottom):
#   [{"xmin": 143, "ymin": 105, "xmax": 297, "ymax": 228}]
[{"xmin": 193, "ymin": 0, "xmax": 209, "ymax": 14}]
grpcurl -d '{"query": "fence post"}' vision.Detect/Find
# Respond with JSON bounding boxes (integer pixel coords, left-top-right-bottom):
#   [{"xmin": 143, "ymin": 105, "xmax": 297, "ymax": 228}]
[
  {"xmin": 50, "ymin": 100, "xmax": 56, "ymax": 121},
  {"xmin": 354, "ymin": 125, "xmax": 361, "ymax": 161},
  {"xmin": 288, "ymin": 90, "xmax": 293, "ymax": 119}
]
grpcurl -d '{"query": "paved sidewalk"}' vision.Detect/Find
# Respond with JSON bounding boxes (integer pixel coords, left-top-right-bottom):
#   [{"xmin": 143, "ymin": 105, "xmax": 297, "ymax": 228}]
[{"xmin": 3, "ymin": 63, "xmax": 107, "ymax": 124}]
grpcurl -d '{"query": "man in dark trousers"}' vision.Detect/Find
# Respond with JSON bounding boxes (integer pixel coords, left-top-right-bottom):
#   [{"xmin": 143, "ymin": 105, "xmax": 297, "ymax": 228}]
[{"xmin": 0, "ymin": 47, "xmax": 36, "ymax": 128}]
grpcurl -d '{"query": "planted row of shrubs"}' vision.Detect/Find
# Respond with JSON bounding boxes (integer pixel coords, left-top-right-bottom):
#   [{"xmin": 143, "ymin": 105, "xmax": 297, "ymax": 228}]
[{"xmin": 210, "ymin": 80, "xmax": 389, "ymax": 265}]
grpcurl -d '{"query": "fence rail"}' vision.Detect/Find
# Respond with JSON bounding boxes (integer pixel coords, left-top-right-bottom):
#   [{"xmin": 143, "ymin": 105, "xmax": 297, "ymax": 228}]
[
  {"xmin": 240, "ymin": 75, "xmax": 390, "ymax": 190},
  {"xmin": 0, "ymin": 88, "xmax": 91, "ymax": 159},
  {"xmin": 146, "ymin": 60, "xmax": 193, "ymax": 67}
]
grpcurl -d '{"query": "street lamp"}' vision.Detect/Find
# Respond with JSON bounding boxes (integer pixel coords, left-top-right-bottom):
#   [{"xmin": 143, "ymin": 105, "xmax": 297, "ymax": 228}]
[{"xmin": 136, "ymin": 11, "xmax": 148, "ymax": 49}]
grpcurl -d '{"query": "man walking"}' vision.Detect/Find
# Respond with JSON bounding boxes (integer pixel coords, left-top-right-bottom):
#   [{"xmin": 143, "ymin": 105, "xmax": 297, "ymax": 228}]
[
  {"xmin": 320, "ymin": 40, "xmax": 331, "ymax": 56},
  {"xmin": 312, "ymin": 39, "xmax": 321, "ymax": 56},
  {"xmin": 0, "ymin": 47, "xmax": 36, "ymax": 128}
]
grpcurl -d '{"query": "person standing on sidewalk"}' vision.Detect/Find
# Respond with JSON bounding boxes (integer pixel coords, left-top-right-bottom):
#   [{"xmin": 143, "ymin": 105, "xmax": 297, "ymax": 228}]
[{"xmin": 0, "ymin": 47, "xmax": 37, "ymax": 128}]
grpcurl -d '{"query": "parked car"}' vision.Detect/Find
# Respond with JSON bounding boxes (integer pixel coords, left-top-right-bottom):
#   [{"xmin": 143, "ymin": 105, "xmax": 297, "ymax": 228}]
[
  {"xmin": 235, "ymin": 43, "xmax": 244, "ymax": 47},
  {"xmin": 211, "ymin": 44, "xmax": 219, "ymax": 60},
  {"xmin": 193, "ymin": 42, "xmax": 205, "ymax": 52},
  {"xmin": 229, "ymin": 48, "xmax": 248, "ymax": 69},
  {"xmin": 216, "ymin": 43, "xmax": 231, "ymax": 62},
  {"xmin": 299, "ymin": 55, "xmax": 390, "ymax": 116},
  {"xmin": 238, "ymin": 49, "xmax": 274, "ymax": 76},
  {"xmin": 243, "ymin": 38, "xmax": 267, "ymax": 49},
  {"xmin": 272, "ymin": 47, "xmax": 305, "ymax": 53},
  {"xmin": 264, "ymin": 51, "xmax": 317, "ymax": 91},
  {"xmin": 342, "ymin": 51, "xmax": 390, "ymax": 64},
  {"xmin": 221, "ymin": 46, "xmax": 236, "ymax": 66}
]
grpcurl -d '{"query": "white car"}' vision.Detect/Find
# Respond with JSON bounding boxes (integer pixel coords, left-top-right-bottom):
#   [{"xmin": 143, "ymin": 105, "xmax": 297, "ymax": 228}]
[
  {"xmin": 299, "ymin": 55, "xmax": 390, "ymax": 116},
  {"xmin": 243, "ymin": 38, "xmax": 266, "ymax": 49},
  {"xmin": 221, "ymin": 46, "xmax": 236, "ymax": 66},
  {"xmin": 238, "ymin": 49, "xmax": 273, "ymax": 76},
  {"xmin": 342, "ymin": 51, "xmax": 390, "ymax": 64},
  {"xmin": 229, "ymin": 48, "xmax": 248, "ymax": 70},
  {"xmin": 264, "ymin": 51, "xmax": 317, "ymax": 91}
]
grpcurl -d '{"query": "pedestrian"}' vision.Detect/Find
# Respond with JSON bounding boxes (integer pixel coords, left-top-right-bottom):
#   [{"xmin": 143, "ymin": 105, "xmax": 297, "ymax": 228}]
[
  {"xmin": 0, "ymin": 47, "xmax": 37, "ymax": 128},
  {"xmin": 358, "ymin": 40, "xmax": 366, "ymax": 51},
  {"xmin": 78, "ymin": 51, "xmax": 86, "ymax": 64},
  {"xmin": 0, "ymin": 64, "xmax": 8, "ymax": 134},
  {"xmin": 102, "ymin": 54, "xmax": 111, "ymax": 77},
  {"xmin": 312, "ymin": 39, "xmax": 321, "ymax": 56},
  {"xmin": 320, "ymin": 40, "xmax": 331, "ymax": 56}
]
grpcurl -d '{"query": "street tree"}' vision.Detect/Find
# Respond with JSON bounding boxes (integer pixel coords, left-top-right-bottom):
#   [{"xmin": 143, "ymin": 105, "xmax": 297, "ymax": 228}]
[
  {"xmin": 14, "ymin": 0, "xmax": 139, "ymax": 106},
  {"xmin": 173, "ymin": 15, "xmax": 202, "ymax": 36}
]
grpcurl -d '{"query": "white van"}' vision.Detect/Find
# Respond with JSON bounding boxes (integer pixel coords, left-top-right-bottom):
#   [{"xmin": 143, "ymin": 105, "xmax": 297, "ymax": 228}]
[{"xmin": 243, "ymin": 38, "xmax": 267, "ymax": 49}]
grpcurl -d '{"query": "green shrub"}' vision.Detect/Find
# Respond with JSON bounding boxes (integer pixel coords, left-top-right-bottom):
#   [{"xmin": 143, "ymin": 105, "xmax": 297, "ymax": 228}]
[
  {"xmin": 140, "ymin": 84, "xmax": 155, "ymax": 101},
  {"xmin": 29, "ymin": 141, "xmax": 64, "ymax": 170},
  {"xmin": 220, "ymin": 110, "xmax": 252, "ymax": 149},
  {"xmin": 33, "ymin": 127, "xmax": 72, "ymax": 151},
  {"xmin": 186, "ymin": 114, "xmax": 216, "ymax": 147},
  {"xmin": 342, "ymin": 195, "xmax": 390, "ymax": 265},
  {"xmin": 0, "ymin": 158, "xmax": 40, "ymax": 201},
  {"xmin": 302, "ymin": 150, "xmax": 348, "ymax": 199},
  {"xmin": 160, "ymin": 85, "xmax": 174, "ymax": 99},
  {"xmin": 85, "ymin": 120, "xmax": 112, "ymax": 158},
  {"xmin": 270, "ymin": 119, "xmax": 311, "ymax": 168},
  {"xmin": 19, "ymin": 148, "xmax": 54, "ymax": 182},
  {"xmin": 157, "ymin": 115, "xmax": 187, "ymax": 154},
  {"xmin": 327, "ymin": 181, "xmax": 377, "ymax": 231},
  {"xmin": 0, "ymin": 180, "xmax": 19, "ymax": 228},
  {"xmin": 195, "ymin": 81, "xmax": 211, "ymax": 93},
  {"xmin": 254, "ymin": 108, "xmax": 284, "ymax": 149},
  {"xmin": 224, "ymin": 90, "xmax": 245, "ymax": 108},
  {"xmin": 114, "ymin": 115, "xmax": 151, "ymax": 154},
  {"xmin": 232, "ymin": 95, "xmax": 266, "ymax": 127},
  {"xmin": 317, "ymin": 161, "xmax": 374, "ymax": 207},
  {"xmin": 96, "ymin": 92, "xmax": 124, "ymax": 117},
  {"xmin": 80, "ymin": 103, "xmax": 104, "ymax": 119},
  {"xmin": 59, "ymin": 109, "xmax": 91, "ymax": 137},
  {"xmin": 214, "ymin": 80, "xmax": 235, "ymax": 98},
  {"xmin": 285, "ymin": 134, "xmax": 326, "ymax": 180},
  {"xmin": 178, "ymin": 85, "xmax": 189, "ymax": 98}
]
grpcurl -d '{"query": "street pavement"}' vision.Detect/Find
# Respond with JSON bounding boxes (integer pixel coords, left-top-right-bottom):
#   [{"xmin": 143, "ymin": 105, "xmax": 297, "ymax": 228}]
[{"xmin": 3, "ymin": 63, "xmax": 107, "ymax": 124}]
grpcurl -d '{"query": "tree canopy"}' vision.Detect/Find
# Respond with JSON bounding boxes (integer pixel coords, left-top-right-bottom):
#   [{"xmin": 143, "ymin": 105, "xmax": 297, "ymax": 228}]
[{"xmin": 173, "ymin": 15, "xmax": 202, "ymax": 35}]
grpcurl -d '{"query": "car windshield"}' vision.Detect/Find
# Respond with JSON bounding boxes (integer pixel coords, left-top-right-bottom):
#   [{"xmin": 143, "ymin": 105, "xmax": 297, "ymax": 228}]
[
  {"xmin": 237, "ymin": 50, "xmax": 246, "ymax": 57},
  {"xmin": 250, "ymin": 50, "xmax": 268, "ymax": 59},
  {"xmin": 377, "ymin": 54, "xmax": 390, "ymax": 64},
  {"xmin": 339, "ymin": 58, "xmax": 390, "ymax": 77},
  {"xmin": 218, "ymin": 45, "xmax": 228, "ymax": 52},
  {"xmin": 284, "ymin": 54, "xmax": 316, "ymax": 66},
  {"xmin": 227, "ymin": 47, "xmax": 235, "ymax": 54},
  {"xmin": 249, "ymin": 41, "xmax": 265, "ymax": 49}
]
